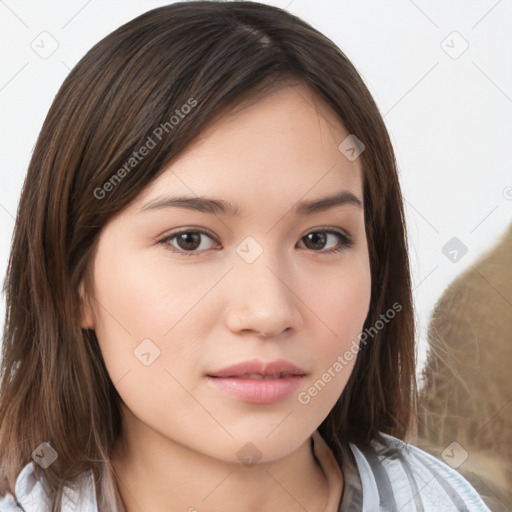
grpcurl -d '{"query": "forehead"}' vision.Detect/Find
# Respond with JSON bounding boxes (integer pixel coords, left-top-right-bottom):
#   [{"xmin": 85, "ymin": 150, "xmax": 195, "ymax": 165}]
[{"xmin": 132, "ymin": 82, "xmax": 363, "ymax": 214}]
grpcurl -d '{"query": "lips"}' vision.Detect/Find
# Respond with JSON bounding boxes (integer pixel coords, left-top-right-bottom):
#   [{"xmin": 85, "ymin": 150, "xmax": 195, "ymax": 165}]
[
  {"xmin": 206, "ymin": 359, "xmax": 307, "ymax": 404},
  {"xmin": 207, "ymin": 359, "xmax": 307, "ymax": 379}
]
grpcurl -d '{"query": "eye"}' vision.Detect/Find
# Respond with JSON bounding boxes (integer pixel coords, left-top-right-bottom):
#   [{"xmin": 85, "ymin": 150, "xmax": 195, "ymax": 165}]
[
  {"xmin": 159, "ymin": 228, "xmax": 218, "ymax": 255},
  {"xmin": 158, "ymin": 227, "xmax": 354, "ymax": 256},
  {"xmin": 297, "ymin": 229, "xmax": 354, "ymax": 254}
]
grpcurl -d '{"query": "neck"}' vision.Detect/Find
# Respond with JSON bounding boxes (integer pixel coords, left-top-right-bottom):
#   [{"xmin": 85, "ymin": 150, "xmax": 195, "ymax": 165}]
[{"xmin": 109, "ymin": 408, "xmax": 331, "ymax": 512}]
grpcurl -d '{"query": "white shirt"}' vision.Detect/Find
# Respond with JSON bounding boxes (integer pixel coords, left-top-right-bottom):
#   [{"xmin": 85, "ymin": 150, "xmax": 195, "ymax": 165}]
[
  {"xmin": 311, "ymin": 430, "xmax": 492, "ymax": 511},
  {"xmin": 0, "ymin": 430, "xmax": 492, "ymax": 511}
]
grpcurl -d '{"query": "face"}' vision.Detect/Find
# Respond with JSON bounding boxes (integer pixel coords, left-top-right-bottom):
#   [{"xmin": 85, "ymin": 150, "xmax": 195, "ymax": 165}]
[{"xmin": 81, "ymin": 82, "xmax": 371, "ymax": 464}]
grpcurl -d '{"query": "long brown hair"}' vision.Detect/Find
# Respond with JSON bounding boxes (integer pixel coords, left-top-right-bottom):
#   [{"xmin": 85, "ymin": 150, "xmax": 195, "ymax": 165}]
[{"xmin": 0, "ymin": 2, "xmax": 417, "ymax": 509}]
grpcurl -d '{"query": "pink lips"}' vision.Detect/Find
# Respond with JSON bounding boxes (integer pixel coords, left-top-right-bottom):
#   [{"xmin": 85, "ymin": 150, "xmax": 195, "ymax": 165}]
[{"xmin": 206, "ymin": 359, "xmax": 307, "ymax": 404}]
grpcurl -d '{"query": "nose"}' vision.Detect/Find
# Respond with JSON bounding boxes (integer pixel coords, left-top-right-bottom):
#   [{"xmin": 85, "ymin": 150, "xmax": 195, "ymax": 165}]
[{"xmin": 224, "ymin": 250, "xmax": 303, "ymax": 339}]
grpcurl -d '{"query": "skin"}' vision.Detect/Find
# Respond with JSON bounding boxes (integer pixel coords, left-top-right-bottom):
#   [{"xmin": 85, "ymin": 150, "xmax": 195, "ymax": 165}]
[{"xmin": 80, "ymin": 82, "xmax": 371, "ymax": 512}]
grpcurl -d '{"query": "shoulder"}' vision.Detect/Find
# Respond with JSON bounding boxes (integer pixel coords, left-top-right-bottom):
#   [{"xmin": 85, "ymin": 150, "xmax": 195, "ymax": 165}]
[
  {"xmin": 347, "ymin": 432, "xmax": 492, "ymax": 511},
  {"xmin": 0, "ymin": 491, "xmax": 22, "ymax": 511},
  {"xmin": 0, "ymin": 461, "xmax": 98, "ymax": 512},
  {"xmin": 0, "ymin": 461, "xmax": 52, "ymax": 511}
]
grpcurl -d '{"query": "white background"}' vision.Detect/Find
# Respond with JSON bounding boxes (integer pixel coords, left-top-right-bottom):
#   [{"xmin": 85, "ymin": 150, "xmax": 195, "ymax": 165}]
[{"xmin": 1, "ymin": 0, "xmax": 511, "ymax": 383}]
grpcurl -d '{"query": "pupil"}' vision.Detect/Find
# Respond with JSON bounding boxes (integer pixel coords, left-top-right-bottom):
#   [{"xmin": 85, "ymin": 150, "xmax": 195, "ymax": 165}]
[
  {"xmin": 178, "ymin": 232, "xmax": 200, "ymax": 250},
  {"xmin": 306, "ymin": 232, "xmax": 326, "ymax": 250}
]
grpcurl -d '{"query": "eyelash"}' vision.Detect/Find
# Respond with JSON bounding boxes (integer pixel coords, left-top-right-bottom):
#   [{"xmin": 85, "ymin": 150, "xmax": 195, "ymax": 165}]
[{"xmin": 157, "ymin": 227, "xmax": 354, "ymax": 256}]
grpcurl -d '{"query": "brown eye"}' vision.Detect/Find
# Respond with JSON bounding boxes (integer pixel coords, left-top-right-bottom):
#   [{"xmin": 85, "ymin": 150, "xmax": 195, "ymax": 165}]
[
  {"xmin": 160, "ymin": 229, "xmax": 218, "ymax": 255},
  {"xmin": 175, "ymin": 232, "xmax": 201, "ymax": 251},
  {"xmin": 298, "ymin": 230, "xmax": 353, "ymax": 253}
]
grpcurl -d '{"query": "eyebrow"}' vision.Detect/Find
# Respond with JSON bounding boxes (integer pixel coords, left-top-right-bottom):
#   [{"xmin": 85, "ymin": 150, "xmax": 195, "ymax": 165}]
[{"xmin": 138, "ymin": 190, "xmax": 363, "ymax": 216}]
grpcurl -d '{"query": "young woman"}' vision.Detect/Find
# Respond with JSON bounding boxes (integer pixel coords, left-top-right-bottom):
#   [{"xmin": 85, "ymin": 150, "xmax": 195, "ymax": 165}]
[{"xmin": 0, "ymin": 2, "xmax": 491, "ymax": 510}]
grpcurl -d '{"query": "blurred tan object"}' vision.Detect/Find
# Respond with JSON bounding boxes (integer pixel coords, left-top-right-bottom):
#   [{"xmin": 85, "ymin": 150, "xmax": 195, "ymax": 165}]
[{"xmin": 415, "ymin": 224, "xmax": 512, "ymax": 511}]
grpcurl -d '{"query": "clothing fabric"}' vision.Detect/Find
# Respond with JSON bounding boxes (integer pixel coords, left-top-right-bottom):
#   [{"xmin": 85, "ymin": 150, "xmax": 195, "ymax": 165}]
[
  {"xmin": 311, "ymin": 430, "xmax": 492, "ymax": 511},
  {"xmin": 0, "ymin": 431, "xmax": 492, "ymax": 511}
]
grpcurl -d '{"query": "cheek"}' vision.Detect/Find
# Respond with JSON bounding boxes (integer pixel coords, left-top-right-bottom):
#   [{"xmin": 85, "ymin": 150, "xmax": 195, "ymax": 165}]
[
  {"xmin": 314, "ymin": 255, "xmax": 371, "ymax": 343},
  {"xmin": 91, "ymin": 242, "xmax": 216, "ymax": 337},
  {"xmin": 295, "ymin": 256, "xmax": 371, "ymax": 416},
  {"xmin": 89, "ymin": 250, "xmax": 209, "ymax": 419},
  {"xmin": 303, "ymin": 252, "xmax": 371, "ymax": 401},
  {"xmin": 329, "ymin": 274, "xmax": 370, "ymax": 346},
  {"xmin": 89, "ymin": 241, "xmax": 225, "ymax": 387}
]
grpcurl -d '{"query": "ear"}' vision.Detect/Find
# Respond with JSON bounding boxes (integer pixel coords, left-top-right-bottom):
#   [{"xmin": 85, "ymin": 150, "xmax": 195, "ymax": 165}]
[{"xmin": 79, "ymin": 281, "xmax": 95, "ymax": 329}]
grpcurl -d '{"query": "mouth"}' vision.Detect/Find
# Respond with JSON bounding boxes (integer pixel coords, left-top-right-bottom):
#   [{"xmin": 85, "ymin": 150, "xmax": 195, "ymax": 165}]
[
  {"xmin": 207, "ymin": 358, "xmax": 307, "ymax": 379},
  {"xmin": 213, "ymin": 373, "xmax": 299, "ymax": 380},
  {"xmin": 206, "ymin": 359, "xmax": 307, "ymax": 404}
]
